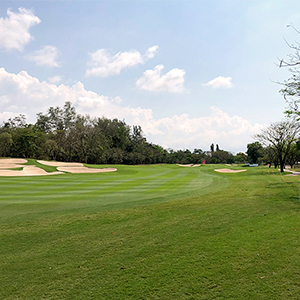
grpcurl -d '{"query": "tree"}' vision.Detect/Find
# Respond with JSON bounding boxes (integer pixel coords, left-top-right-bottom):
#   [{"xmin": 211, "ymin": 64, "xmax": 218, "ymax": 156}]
[
  {"xmin": 210, "ymin": 157, "xmax": 220, "ymax": 164},
  {"xmin": 0, "ymin": 132, "xmax": 13, "ymax": 157},
  {"xmin": 263, "ymin": 146, "xmax": 279, "ymax": 168},
  {"xmin": 216, "ymin": 144, "xmax": 220, "ymax": 151},
  {"xmin": 279, "ymin": 25, "xmax": 300, "ymax": 119},
  {"xmin": 36, "ymin": 101, "xmax": 77, "ymax": 132},
  {"xmin": 210, "ymin": 143, "xmax": 214, "ymax": 153},
  {"xmin": 246, "ymin": 142, "xmax": 263, "ymax": 164},
  {"xmin": 44, "ymin": 139, "xmax": 59, "ymax": 161},
  {"xmin": 212, "ymin": 149, "xmax": 234, "ymax": 163},
  {"xmin": 254, "ymin": 119, "xmax": 300, "ymax": 172},
  {"xmin": 234, "ymin": 152, "xmax": 247, "ymax": 164},
  {"xmin": 4, "ymin": 114, "xmax": 27, "ymax": 129},
  {"xmin": 286, "ymin": 142, "xmax": 300, "ymax": 169}
]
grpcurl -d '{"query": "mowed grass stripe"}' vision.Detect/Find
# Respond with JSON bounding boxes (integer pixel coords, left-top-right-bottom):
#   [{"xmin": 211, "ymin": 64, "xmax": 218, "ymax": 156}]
[
  {"xmin": 0, "ymin": 165, "xmax": 199, "ymax": 202},
  {"xmin": 0, "ymin": 165, "xmax": 222, "ymax": 219},
  {"xmin": 3, "ymin": 164, "xmax": 300, "ymax": 298}
]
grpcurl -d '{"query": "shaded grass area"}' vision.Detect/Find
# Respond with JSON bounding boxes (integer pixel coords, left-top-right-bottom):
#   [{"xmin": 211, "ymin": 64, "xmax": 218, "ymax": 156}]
[{"xmin": 0, "ymin": 164, "xmax": 300, "ymax": 299}]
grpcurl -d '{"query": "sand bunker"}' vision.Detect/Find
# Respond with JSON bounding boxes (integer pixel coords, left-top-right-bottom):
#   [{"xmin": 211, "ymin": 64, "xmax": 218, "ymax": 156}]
[
  {"xmin": 0, "ymin": 164, "xmax": 25, "ymax": 169},
  {"xmin": 0, "ymin": 165, "xmax": 63, "ymax": 177},
  {"xmin": 38, "ymin": 160, "xmax": 84, "ymax": 167},
  {"xmin": 215, "ymin": 169, "xmax": 247, "ymax": 173},
  {"xmin": 57, "ymin": 166, "xmax": 117, "ymax": 173},
  {"xmin": 39, "ymin": 160, "xmax": 117, "ymax": 174},
  {"xmin": 0, "ymin": 158, "xmax": 28, "ymax": 164},
  {"xmin": 177, "ymin": 164, "xmax": 201, "ymax": 167},
  {"xmin": 0, "ymin": 158, "xmax": 117, "ymax": 176}
]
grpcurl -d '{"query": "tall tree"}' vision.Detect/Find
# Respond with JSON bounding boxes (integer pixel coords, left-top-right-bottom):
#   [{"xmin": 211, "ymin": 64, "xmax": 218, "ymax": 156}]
[
  {"xmin": 279, "ymin": 25, "xmax": 300, "ymax": 119},
  {"xmin": 254, "ymin": 119, "xmax": 300, "ymax": 172}
]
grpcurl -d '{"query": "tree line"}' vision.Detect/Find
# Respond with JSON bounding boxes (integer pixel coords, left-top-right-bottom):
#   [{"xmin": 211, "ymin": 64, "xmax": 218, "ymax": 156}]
[{"xmin": 0, "ymin": 102, "xmax": 247, "ymax": 165}]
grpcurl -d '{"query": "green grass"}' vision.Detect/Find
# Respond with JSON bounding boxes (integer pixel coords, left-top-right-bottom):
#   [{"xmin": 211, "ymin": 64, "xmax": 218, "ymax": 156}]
[
  {"xmin": 0, "ymin": 163, "xmax": 300, "ymax": 299},
  {"xmin": 24, "ymin": 158, "xmax": 58, "ymax": 172}
]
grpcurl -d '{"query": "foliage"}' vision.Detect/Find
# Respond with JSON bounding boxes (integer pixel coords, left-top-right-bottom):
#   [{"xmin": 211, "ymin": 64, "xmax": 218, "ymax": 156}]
[
  {"xmin": 211, "ymin": 149, "xmax": 234, "ymax": 164},
  {"xmin": 279, "ymin": 25, "xmax": 300, "ymax": 120},
  {"xmin": 1, "ymin": 102, "xmax": 229, "ymax": 165},
  {"xmin": 254, "ymin": 119, "xmax": 300, "ymax": 172},
  {"xmin": 234, "ymin": 152, "xmax": 247, "ymax": 164},
  {"xmin": 0, "ymin": 132, "xmax": 13, "ymax": 156},
  {"xmin": 246, "ymin": 142, "xmax": 263, "ymax": 164}
]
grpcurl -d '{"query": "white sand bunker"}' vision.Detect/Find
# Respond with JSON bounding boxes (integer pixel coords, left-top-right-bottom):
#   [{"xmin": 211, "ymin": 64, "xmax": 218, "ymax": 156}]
[
  {"xmin": 39, "ymin": 160, "xmax": 117, "ymax": 173},
  {"xmin": 0, "ymin": 158, "xmax": 28, "ymax": 164},
  {"xmin": 177, "ymin": 164, "xmax": 201, "ymax": 167},
  {"xmin": 38, "ymin": 160, "xmax": 84, "ymax": 167},
  {"xmin": 0, "ymin": 164, "xmax": 25, "ymax": 169},
  {"xmin": 0, "ymin": 165, "xmax": 63, "ymax": 177},
  {"xmin": 57, "ymin": 166, "xmax": 117, "ymax": 173},
  {"xmin": 215, "ymin": 169, "xmax": 247, "ymax": 173}
]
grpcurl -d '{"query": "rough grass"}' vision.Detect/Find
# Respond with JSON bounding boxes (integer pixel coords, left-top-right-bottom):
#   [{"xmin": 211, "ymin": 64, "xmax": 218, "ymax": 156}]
[{"xmin": 0, "ymin": 163, "xmax": 300, "ymax": 299}]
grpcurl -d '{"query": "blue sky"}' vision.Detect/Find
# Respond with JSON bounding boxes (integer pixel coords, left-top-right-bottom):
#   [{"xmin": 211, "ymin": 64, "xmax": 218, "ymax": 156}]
[{"xmin": 0, "ymin": 0, "xmax": 299, "ymax": 153}]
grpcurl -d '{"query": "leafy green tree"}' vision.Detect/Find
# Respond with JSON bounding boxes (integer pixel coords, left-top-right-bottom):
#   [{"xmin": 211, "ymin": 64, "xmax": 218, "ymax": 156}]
[
  {"xmin": 44, "ymin": 139, "xmax": 59, "ymax": 161},
  {"xmin": 234, "ymin": 152, "xmax": 247, "ymax": 164},
  {"xmin": 255, "ymin": 119, "xmax": 300, "ymax": 172},
  {"xmin": 0, "ymin": 132, "xmax": 13, "ymax": 157},
  {"xmin": 210, "ymin": 157, "xmax": 220, "ymax": 164},
  {"xmin": 246, "ymin": 142, "xmax": 263, "ymax": 164},
  {"xmin": 286, "ymin": 142, "xmax": 300, "ymax": 169},
  {"xmin": 212, "ymin": 150, "xmax": 234, "ymax": 163}
]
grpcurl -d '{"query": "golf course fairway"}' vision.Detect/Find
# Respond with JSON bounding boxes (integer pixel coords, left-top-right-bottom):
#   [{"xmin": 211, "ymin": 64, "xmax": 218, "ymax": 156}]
[{"xmin": 1, "ymin": 163, "xmax": 300, "ymax": 299}]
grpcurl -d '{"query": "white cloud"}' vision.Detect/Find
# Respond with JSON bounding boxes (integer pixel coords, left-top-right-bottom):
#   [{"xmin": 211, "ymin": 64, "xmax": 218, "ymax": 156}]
[
  {"xmin": 48, "ymin": 75, "xmax": 62, "ymax": 84},
  {"xmin": 0, "ymin": 8, "xmax": 41, "ymax": 51},
  {"xmin": 85, "ymin": 45, "xmax": 158, "ymax": 77},
  {"xmin": 28, "ymin": 46, "xmax": 60, "ymax": 67},
  {"xmin": 203, "ymin": 76, "xmax": 233, "ymax": 88},
  {"xmin": 136, "ymin": 64, "xmax": 185, "ymax": 93},
  {"xmin": 0, "ymin": 68, "xmax": 262, "ymax": 152},
  {"xmin": 145, "ymin": 45, "xmax": 159, "ymax": 60}
]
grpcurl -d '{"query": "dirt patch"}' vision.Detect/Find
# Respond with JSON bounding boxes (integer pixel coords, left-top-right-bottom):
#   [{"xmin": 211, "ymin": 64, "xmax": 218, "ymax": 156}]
[
  {"xmin": 38, "ymin": 160, "xmax": 84, "ymax": 167},
  {"xmin": 192, "ymin": 164, "xmax": 201, "ymax": 167},
  {"xmin": 214, "ymin": 169, "xmax": 247, "ymax": 173},
  {"xmin": 57, "ymin": 167, "xmax": 117, "ymax": 173}
]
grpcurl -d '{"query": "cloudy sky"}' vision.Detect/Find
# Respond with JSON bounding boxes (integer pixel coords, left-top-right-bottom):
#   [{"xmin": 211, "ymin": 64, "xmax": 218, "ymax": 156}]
[{"xmin": 0, "ymin": 1, "xmax": 299, "ymax": 153}]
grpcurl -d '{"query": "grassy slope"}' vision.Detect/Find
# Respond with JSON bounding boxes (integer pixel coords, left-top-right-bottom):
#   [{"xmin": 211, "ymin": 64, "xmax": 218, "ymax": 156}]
[{"xmin": 0, "ymin": 164, "xmax": 300, "ymax": 299}]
